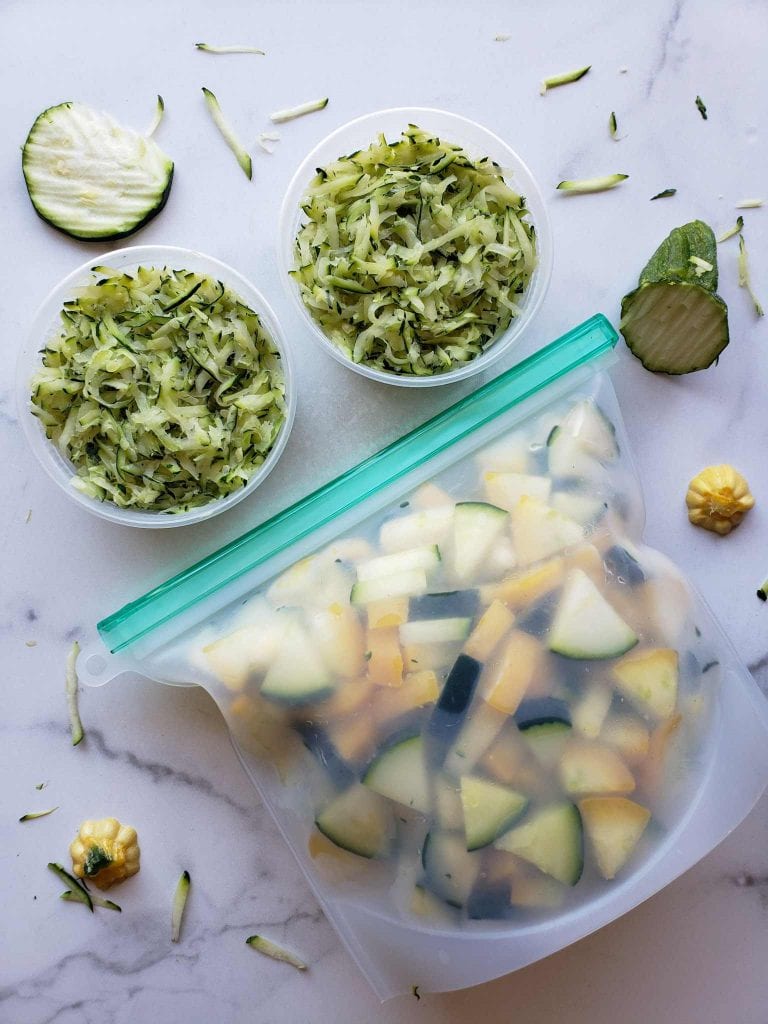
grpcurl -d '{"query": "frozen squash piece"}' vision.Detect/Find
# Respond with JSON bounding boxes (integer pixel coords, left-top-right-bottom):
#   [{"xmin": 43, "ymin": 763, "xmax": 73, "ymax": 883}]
[
  {"xmin": 483, "ymin": 632, "xmax": 544, "ymax": 715},
  {"xmin": 511, "ymin": 496, "xmax": 584, "ymax": 566},
  {"xmin": 484, "ymin": 471, "xmax": 552, "ymax": 511},
  {"xmin": 309, "ymin": 605, "xmax": 365, "ymax": 678},
  {"xmin": 612, "ymin": 647, "xmax": 678, "ymax": 719},
  {"xmin": 560, "ymin": 741, "xmax": 636, "ymax": 795},
  {"xmin": 374, "ymin": 670, "xmax": 440, "ymax": 726},
  {"xmin": 367, "ymin": 597, "xmax": 409, "ymax": 630},
  {"xmin": 366, "ymin": 627, "xmax": 403, "ymax": 687},
  {"xmin": 463, "ymin": 600, "xmax": 515, "ymax": 661},
  {"xmin": 579, "ymin": 796, "xmax": 651, "ymax": 879},
  {"xmin": 601, "ymin": 714, "xmax": 651, "ymax": 764},
  {"xmin": 484, "ymin": 557, "xmax": 565, "ymax": 610}
]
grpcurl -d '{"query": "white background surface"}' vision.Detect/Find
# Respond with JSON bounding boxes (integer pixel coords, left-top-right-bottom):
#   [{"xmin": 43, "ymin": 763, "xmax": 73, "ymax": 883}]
[{"xmin": 2, "ymin": 1, "xmax": 768, "ymax": 1021}]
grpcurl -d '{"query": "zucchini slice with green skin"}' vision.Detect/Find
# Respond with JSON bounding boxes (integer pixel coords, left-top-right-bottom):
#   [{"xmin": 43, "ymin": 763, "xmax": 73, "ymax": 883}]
[
  {"xmin": 548, "ymin": 570, "xmax": 638, "ymax": 659},
  {"xmin": 620, "ymin": 281, "xmax": 729, "ymax": 373},
  {"xmin": 22, "ymin": 102, "xmax": 173, "ymax": 240},
  {"xmin": 260, "ymin": 622, "xmax": 333, "ymax": 705},
  {"xmin": 460, "ymin": 776, "xmax": 528, "ymax": 850},
  {"xmin": 422, "ymin": 831, "xmax": 482, "ymax": 907},
  {"xmin": 315, "ymin": 785, "xmax": 395, "ymax": 859},
  {"xmin": 451, "ymin": 502, "xmax": 509, "ymax": 582},
  {"xmin": 620, "ymin": 221, "xmax": 729, "ymax": 374},
  {"xmin": 494, "ymin": 803, "xmax": 584, "ymax": 885},
  {"xmin": 363, "ymin": 735, "xmax": 430, "ymax": 813}
]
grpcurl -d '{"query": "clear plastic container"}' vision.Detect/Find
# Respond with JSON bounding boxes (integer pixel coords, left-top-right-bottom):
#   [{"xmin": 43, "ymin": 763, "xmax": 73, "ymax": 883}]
[
  {"xmin": 84, "ymin": 314, "xmax": 768, "ymax": 998},
  {"xmin": 278, "ymin": 107, "xmax": 553, "ymax": 387},
  {"xmin": 17, "ymin": 245, "xmax": 296, "ymax": 529}
]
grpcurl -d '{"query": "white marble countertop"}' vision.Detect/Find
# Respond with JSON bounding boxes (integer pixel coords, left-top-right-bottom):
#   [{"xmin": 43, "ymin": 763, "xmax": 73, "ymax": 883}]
[{"xmin": 3, "ymin": 0, "xmax": 768, "ymax": 1020}]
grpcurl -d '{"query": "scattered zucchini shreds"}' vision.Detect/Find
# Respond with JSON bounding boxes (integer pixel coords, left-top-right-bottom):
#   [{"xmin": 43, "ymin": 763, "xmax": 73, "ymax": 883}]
[
  {"xmin": 540, "ymin": 65, "xmax": 591, "ymax": 95},
  {"xmin": 270, "ymin": 98, "xmax": 328, "ymax": 123},
  {"xmin": 695, "ymin": 95, "xmax": 708, "ymax": 120},
  {"xmin": 202, "ymin": 88, "xmax": 252, "ymax": 179},
  {"xmin": 758, "ymin": 579, "xmax": 768, "ymax": 601},
  {"xmin": 736, "ymin": 199, "xmax": 765, "ymax": 209},
  {"xmin": 292, "ymin": 124, "xmax": 537, "ymax": 376},
  {"xmin": 66, "ymin": 641, "xmax": 84, "ymax": 747},
  {"xmin": 25, "ymin": 509, "xmax": 32, "ymax": 523},
  {"xmin": 30, "ymin": 266, "xmax": 285, "ymax": 512},
  {"xmin": 35, "ymin": 782, "xmax": 46, "ymax": 790},
  {"xmin": 650, "ymin": 189, "xmax": 677, "ymax": 200},
  {"xmin": 619, "ymin": 66, "xmax": 629, "ymax": 73},
  {"xmin": 25, "ymin": 640, "xmax": 37, "ymax": 648},
  {"xmin": 171, "ymin": 870, "xmax": 190, "ymax": 942},
  {"xmin": 738, "ymin": 234, "xmax": 765, "ymax": 316},
  {"xmin": 195, "ymin": 43, "xmax": 265, "ymax": 54},
  {"xmin": 146, "ymin": 95, "xmax": 165, "ymax": 138},
  {"xmin": 556, "ymin": 174, "xmax": 628, "ymax": 194},
  {"xmin": 689, "ymin": 256, "xmax": 714, "ymax": 277},
  {"xmin": 48, "ymin": 862, "xmax": 93, "ymax": 912},
  {"xmin": 608, "ymin": 112, "xmax": 618, "ymax": 139},
  {"xmin": 718, "ymin": 216, "xmax": 744, "ymax": 242},
  {"xmin": 494, "ymin": 33, "xmax": 511, "ymax": 41},
  {"xmin": 245, "ymin": 935, "xmax": 308, "ymax": 971},
  {"xmin": 19, "ymin": 807, "xmax": 58, "ymax": 821},
  {"xmin": 62, "ymin": 890, "xmax": 122, "ymax": 911}
]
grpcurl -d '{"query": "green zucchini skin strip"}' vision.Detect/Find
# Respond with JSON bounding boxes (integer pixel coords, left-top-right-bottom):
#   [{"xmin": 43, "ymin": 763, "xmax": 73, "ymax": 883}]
[
  {"xmin": 246, "ymin": 935, "xmax": 307, "ymax": 970},
  {"xmin": 171, "ymin": 870, "xmax": 190, "ymax": 942},
  {"xmin": 202, "ymin": 88, "xmax": 252, "ymax": 179}
]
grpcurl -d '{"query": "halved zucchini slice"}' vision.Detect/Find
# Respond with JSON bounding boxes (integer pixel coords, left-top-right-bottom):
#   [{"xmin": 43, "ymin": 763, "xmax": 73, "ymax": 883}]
[
  {"xmin": 495, "ymin": 803, "xmax": 584, "ymax": 885},
  {"xmin": 363, "ymin": 735, "xmax": 430, "ymax": 813},
  {"xmin": 316, "ymin": 784, "xmax": 395, "ymax": 859},
  {"xmin": 460, "ymin": 776, "xmax": 528, "ymax": 850},
  {"xmin": 612, "ymin": 647, "xmax": 679, "ymax": 719},
  {"xmin": 548, "ymin": 570, "xmax": 638, "ymax": 659}
]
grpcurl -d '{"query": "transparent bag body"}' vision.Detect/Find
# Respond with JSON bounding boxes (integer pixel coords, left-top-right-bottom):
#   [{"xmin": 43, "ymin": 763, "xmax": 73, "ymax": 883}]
[{"xmin": 86, "ymin": 316, "xmax": 768, "ymax": 999}]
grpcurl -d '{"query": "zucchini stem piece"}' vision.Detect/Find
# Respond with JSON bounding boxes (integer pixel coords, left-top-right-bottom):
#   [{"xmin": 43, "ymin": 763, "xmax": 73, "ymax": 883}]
[
  {"xmin": 195, "ymin": 43, "xmax": 265, "ymax": 54},
  {"xmin": 608, "ymin": 112, "xmax": 618, "ymax": 139},
  {"xmin": 695, "ymin": 95, "xmax": 708, "ymax": 120},
  {"xmin": 557, "ymin": 174, "xmax": 628, "ymax": 194},
  {"xmin": 19, "ymin": 807, "xmax": 58, "ymax": 822},
  {"xmin": 202, "ymin": 88, "xmax": 252, "ymax": 180},
  {"xmin": 269, "ymin": 98, "xmax": 328, "ymax": 123},
  {"xmin": 48, "ymin": 862, "xmax": 93, "ymax": 912},
  {"xmin": 146, "ymin": 95, "xmax": 165, "ymax": 138},
  {"xmin": 738, "ymin": 234, "xmax": 765, "ymax": 317},
  {"xmin": 62, "ymin": 890, "xmax": 122, "ymax": 911},
  {"xmin": 735, "ymin": 198, "xmax": 764, "ymax": 209},
  {"xmin": 540, "ymin": 65, "xmax": 591, "ymax": 95},
  {"xmin": 66, "ymin": 641, "xmax": 84, "ymax": 747},
  {"xmin": 245, "ymin": 935, "xmax": 308, "ymax": 971},
  {"xmin": 650, "ymin": 189, "xmax": 677, "ymax": 201},
  {"xmin": 171, "ymin": 870, "xmax": 191, "ymax": 942}
]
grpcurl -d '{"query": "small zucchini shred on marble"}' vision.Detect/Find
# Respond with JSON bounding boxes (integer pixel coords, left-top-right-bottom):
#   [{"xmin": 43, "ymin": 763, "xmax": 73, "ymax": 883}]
[
  {"xmin": 650, "ymin": 189, "xmax": 677, "ymax": 201},
  {"xmin": 19, "ymin": 807, "xmax": 58, "ymax": 822},
  {"xmin": 245, "ymin": 935, "xmax": 308, "ymax": 971},
  {"xmin": 556, "ymin": 174, "xmax": 628, "ymax": 194},
  {"xmin": 540, "ymin": 65, "xmax": 591, "ymax": 95},
  {"xmin": 70, "ymin": 817, "xmax": 140, "ymax": 889},
  {"xmin": 65, "ymin": 641, "xmax": 84, "ymax": 746},
  {"xmin": 686, "ymin": 465, "xmax": 755, "ymax": 535},
  {"xmin": 202, "ymin": 88, "xmax": 252, "ymax": 179},
  {"xmin": 171, "ymin": 870, "xmax": 191, "ymax": 942},
  {"xmin": 737, "ymin": 233, "xmax": 765, "ymax": 317},
  {"xmin": 619, "ymin": 220, "xmax": 729, "ymax": 373},
  {"xmin": 48, "ymin": 862, "xmax": 94, "ymax": 912},
  {"xmin": 718, "ymin": 216, "xmax": 743, "ymax": 243}
]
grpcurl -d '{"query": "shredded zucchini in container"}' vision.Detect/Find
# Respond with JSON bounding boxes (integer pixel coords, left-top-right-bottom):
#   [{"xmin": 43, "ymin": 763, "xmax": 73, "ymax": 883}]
[
  {"xmin": 291, "ymin": 125, "xmax": 537, "ymax": 376},
  {"xmin": 30, "ymin": 268, "xmax": 286, "ymax": 512}
]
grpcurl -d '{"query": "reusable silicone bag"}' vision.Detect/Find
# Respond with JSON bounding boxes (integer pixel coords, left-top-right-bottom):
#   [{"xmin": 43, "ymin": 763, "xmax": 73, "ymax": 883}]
[{"xmin": 85, "ymin": 315, "xmax": 768, "ymax": 999}]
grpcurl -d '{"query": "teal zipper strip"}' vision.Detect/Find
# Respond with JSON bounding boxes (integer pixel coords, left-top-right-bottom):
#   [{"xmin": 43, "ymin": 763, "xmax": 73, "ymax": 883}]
[{"xmin": 98, "ymin": 314, "xmax": 618, "ymax": 653}]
